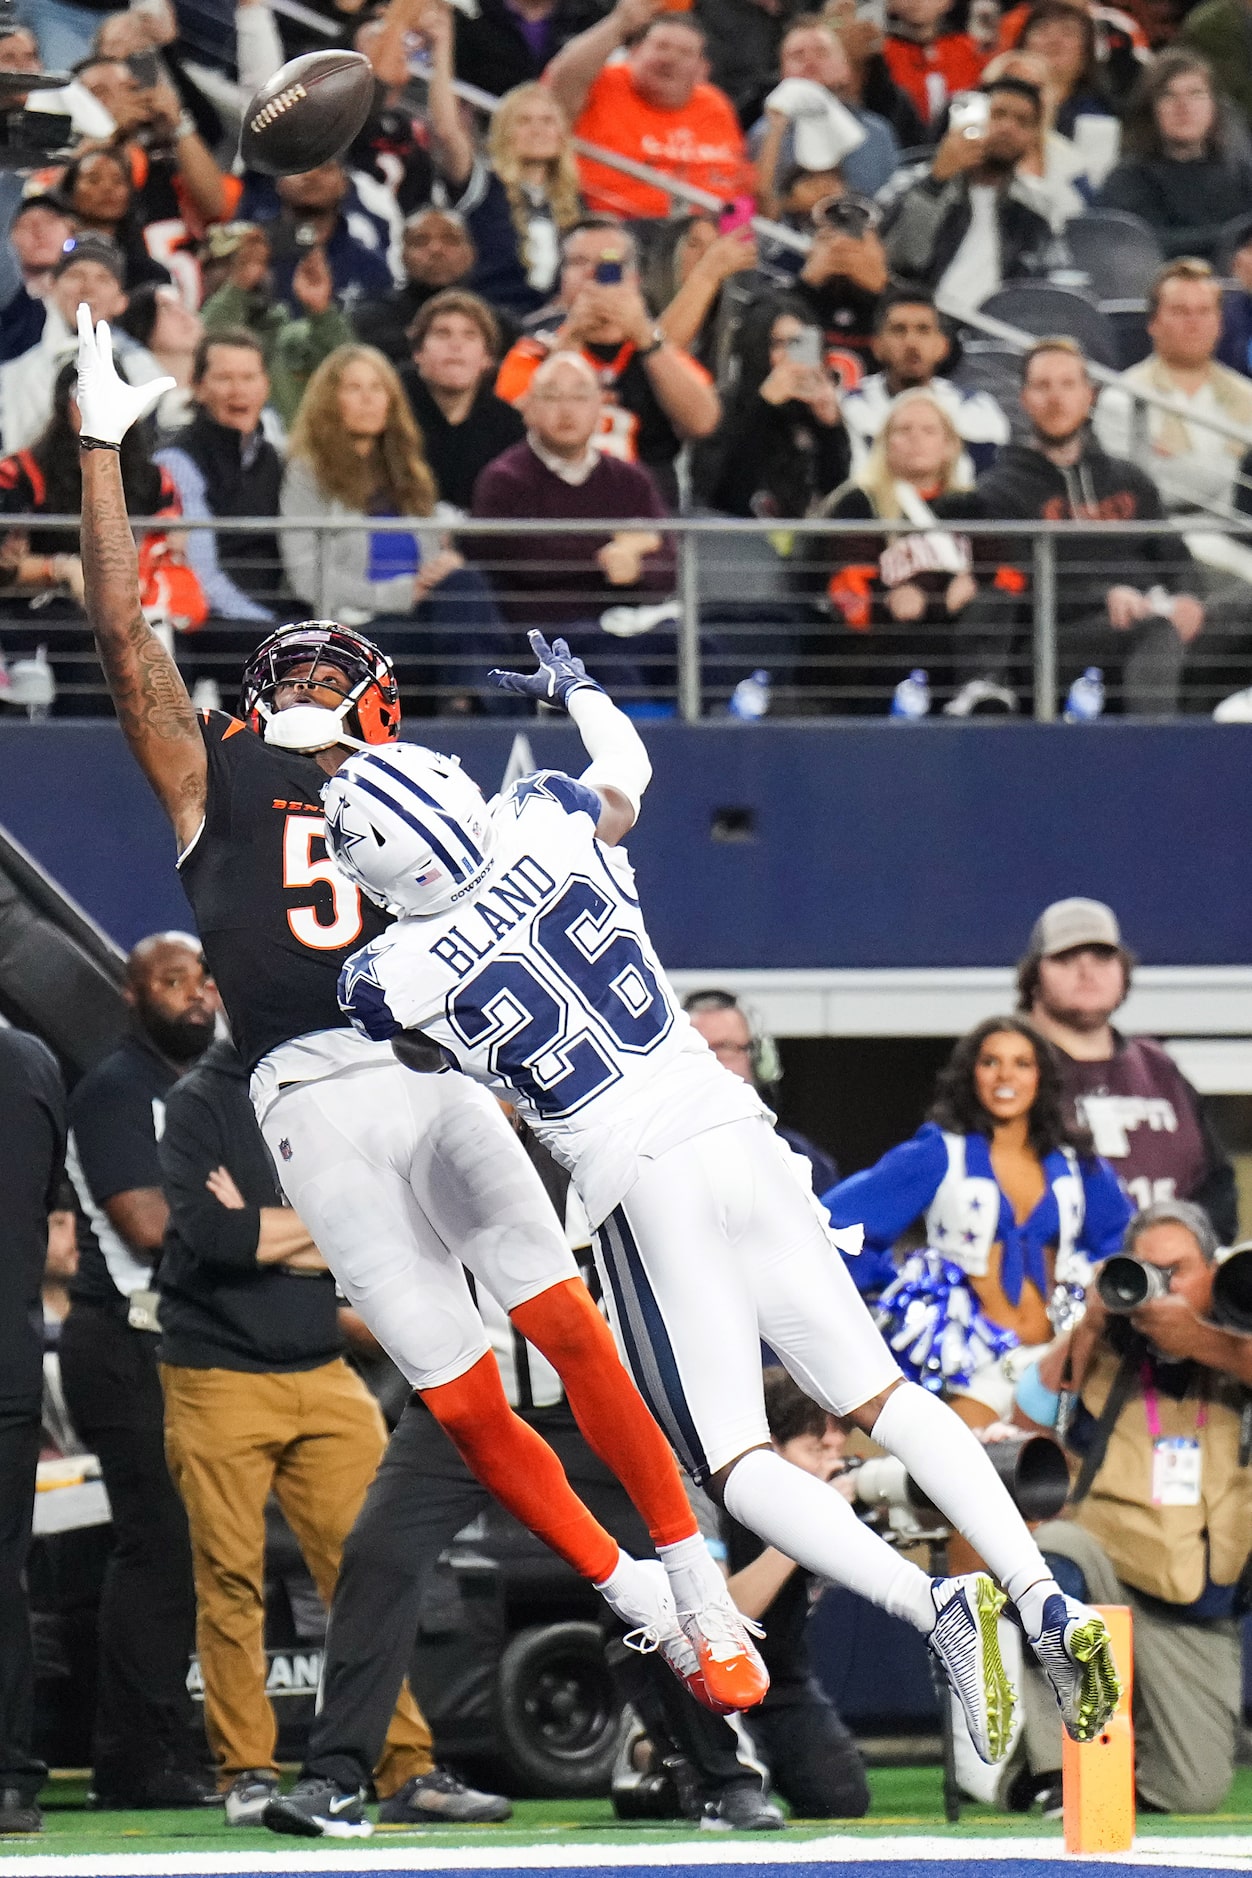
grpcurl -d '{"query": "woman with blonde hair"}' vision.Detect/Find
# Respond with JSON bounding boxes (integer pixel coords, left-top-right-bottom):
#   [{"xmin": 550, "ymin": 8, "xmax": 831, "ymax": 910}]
[
  {"xmin": 815, "ymin": 387, "xmax": 984, "ymax": 713},
  {"xmin": 280, "ymin": 344, "xmax": 512, "ymax": 713},
  {"xmin": 420, "ymin": 1, "xmax": 582, "ymax": 315}
]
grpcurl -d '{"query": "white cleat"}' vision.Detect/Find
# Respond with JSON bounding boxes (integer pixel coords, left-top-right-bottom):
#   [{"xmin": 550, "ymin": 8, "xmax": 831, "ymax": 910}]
[
  {"xmin": 1028, "ymin": 1593, "xmax": 1122, "ymax": 1744},
  {"xmin": 928, "ymin": 1572, "xmax": 1016, "ymax": 1765}
]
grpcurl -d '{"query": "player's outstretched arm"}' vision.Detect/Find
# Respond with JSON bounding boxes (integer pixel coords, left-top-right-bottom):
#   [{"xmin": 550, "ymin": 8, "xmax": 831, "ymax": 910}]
[
  {"xmin": 77, "ymin": 306, "xmax": 206, "ymax": 851},
  {"xmin": 489, "ymin": 631, "xmax": 651, "ymax": 845}
]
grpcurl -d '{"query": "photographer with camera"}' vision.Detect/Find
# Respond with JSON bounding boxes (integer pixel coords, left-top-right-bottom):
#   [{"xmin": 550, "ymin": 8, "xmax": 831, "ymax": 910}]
[{"xmin": 1013, "ymin": 1199, "xmax": 1252, "ymax": 1813}]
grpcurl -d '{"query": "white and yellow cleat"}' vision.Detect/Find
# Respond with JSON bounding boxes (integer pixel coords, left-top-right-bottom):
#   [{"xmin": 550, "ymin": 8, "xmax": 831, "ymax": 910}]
[
  {"xmin": 929, "ymin": 1572, "xmax": 1016, "ymax": 1765},
  {"xmin": 1029, "ymin": 1594, "xmax": 1122, "ymax": 1744}
]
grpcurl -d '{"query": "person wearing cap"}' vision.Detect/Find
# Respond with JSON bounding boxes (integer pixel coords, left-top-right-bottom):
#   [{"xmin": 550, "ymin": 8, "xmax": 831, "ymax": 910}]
[
  {"xmin": 0, "ymin": 237, "xmax": 160, "ymax": 454},
  {"xmin": 1011, "ymin": 1199, "xmax": 1252, "ymax": 1814},
  {"xmin": 1018, "ymin": 898, "xmax": 1237, "ymax": 1242},
  {"xmin": 0, "ymin": 196, "xmax": 74, "ymax": 366}
]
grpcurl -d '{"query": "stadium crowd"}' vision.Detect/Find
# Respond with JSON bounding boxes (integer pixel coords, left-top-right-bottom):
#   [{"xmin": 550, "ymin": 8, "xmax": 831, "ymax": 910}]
[{"xmin": 0, "ymin": 0, "xmax": 1251, "ymax": 713}]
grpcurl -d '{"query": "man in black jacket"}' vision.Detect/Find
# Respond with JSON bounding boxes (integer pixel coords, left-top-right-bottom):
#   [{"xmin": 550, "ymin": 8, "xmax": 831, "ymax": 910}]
[
  {"xmin": 878, "ymin": 78, "xmax": 1060, "ymax": 312},
  {"xmin": 961, "ymin": 338, "xmax": 1206, "ymax": 713},
  {"xmin": 157, "ymin": 1038, "xmax": 507, "ymax": 1829},
  {"xmin": 0, "ymin": 1029, "xmax": 66, "ymax": 1835}
]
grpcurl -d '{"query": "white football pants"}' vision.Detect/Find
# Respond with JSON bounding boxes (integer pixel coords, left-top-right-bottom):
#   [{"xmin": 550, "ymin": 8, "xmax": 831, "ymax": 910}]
[
  {"xmin": 256, "ymin": 1060, "xmax": 576, "ymax": 1389},
  {"xmin": 593, "ymin": 1116, "xmax": 902, "ymax": 1485}
]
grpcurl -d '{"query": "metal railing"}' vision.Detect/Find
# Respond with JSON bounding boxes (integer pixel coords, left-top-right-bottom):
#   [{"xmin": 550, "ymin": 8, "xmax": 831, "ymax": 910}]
[{"xmin": 6, "ymin": 513, "xmax": 1252, "ymax": 723}]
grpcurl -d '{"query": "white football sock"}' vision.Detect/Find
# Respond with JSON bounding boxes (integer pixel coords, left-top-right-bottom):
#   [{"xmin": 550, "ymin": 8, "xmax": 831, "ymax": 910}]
[
  {"xmin": 870, "ymin": 1383, "xmax": 1060, "ymax": 1617},
  {"xmin": 656, "ymin": 1531, "xmax": 728, "ymax": 1616},
  {"xmin": 721, "ymin": 1447, "xmax": 936, "ymax": 1635},
  {"xmin": 594, "ymin": 1549, "xmax": 661, "ymax": 1628}
]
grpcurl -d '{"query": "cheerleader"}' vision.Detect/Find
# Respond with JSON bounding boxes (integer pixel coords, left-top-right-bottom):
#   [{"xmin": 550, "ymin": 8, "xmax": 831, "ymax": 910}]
[{"xmin": 824, "ymin": 1015, "xmax": 1130, "ymax": 1423}]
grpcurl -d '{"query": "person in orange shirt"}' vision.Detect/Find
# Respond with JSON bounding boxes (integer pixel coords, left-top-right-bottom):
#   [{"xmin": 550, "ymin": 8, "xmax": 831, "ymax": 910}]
[
  {"xmin": 883, "ymin": 0, "xmax": 987, "ymax": 129},
  {"xmin": 546, "ymin": 0, "xmax": 750, "ymax": 216}
]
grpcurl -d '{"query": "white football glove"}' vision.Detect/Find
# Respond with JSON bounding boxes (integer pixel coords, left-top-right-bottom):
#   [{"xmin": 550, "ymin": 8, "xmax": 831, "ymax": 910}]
[{"xmin": 76, "ymin": 303, "xmax": 176, "ymax": 447}]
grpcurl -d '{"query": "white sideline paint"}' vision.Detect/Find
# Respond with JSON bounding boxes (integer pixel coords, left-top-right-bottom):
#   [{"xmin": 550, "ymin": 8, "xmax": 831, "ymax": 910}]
[{"xmin": 1, "ymin": 1838, "xmax": 1251, "ymax": 1874}]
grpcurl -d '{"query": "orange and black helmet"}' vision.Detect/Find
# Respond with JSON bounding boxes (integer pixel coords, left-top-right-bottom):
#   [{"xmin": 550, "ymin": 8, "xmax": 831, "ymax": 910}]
[{"xmin": 240, "ymin": 621, "xmax": 400, "ymax": 746}]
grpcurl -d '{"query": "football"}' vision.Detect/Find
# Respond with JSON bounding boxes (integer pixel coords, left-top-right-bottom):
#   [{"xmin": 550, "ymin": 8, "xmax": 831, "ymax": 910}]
[{"xmin": 239, "ymin": 50, "xmax": 375, "ymax": 177}]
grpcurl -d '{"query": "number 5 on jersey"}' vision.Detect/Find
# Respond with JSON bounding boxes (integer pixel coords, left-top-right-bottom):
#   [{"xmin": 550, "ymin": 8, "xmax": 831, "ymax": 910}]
[{"xmin": 283, "ymin": 814, "xmax": 363, "ymax": 950}]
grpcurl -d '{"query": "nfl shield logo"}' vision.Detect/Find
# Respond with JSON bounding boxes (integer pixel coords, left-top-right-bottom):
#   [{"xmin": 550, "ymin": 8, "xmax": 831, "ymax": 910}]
[{"xmin": 279, "ymin": 1138, "xmax": 293, "ymax": 1162}]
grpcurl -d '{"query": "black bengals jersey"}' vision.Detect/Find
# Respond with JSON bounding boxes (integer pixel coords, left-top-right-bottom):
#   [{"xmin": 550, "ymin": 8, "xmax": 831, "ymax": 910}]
[{"xmin": 178, "ymin": 711, "xmax": 390, "ymax": 1071}]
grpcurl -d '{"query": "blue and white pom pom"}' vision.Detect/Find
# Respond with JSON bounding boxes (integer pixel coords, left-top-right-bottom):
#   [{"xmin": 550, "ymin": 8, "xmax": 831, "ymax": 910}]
[{"xmin": 874, "ymin": 1249, "xmax": 1020, "ymax": 1392}]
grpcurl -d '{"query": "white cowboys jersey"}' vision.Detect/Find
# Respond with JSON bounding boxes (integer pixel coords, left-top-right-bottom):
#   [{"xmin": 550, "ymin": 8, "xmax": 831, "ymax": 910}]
[{"xmin": 338, "ymin": 769, "xmax": 762, "ymax": 1227}]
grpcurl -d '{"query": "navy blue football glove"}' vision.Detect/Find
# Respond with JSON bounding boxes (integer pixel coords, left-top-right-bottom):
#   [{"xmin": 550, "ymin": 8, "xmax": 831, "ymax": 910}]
[{"xmin": 489, "ymin": 631, "xmax": 606, "ymax": 710}]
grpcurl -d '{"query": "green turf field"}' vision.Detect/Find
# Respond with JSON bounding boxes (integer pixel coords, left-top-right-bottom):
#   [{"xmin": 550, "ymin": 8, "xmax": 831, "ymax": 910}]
[{"xmin": 6, "ymin": 1765, "xmax": 1252, "ymax": 1857}]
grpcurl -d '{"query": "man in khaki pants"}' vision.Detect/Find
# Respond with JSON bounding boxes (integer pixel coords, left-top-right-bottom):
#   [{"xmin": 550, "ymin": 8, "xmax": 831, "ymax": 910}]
[{"xmin": 156, "ymin": 1037, "xmax": 506, "ymax": 1826}]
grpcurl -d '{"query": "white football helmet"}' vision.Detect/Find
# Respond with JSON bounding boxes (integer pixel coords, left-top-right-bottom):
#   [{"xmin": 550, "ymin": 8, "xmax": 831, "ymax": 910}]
[{"xmin": 323, "ymin": 743, "xmax": 494, "ymax": 918}]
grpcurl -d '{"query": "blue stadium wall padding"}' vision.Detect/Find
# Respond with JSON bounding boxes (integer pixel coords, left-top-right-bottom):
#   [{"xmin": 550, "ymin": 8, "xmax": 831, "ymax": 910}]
[{"xmin": 0, "ymin": 720, "xmax": 1248, "ymax": 966}]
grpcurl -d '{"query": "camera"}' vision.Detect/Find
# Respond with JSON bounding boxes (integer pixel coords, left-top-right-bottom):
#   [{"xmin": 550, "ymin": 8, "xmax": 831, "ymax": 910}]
[
  {"xmin": 1096, "ymin": 1254, "xmax": 1171, "ymax": 1314},
  {"xmin": 811, "ymin": 192, "xmax": 880, "ymax": 240},
  {"xmin": 848, "ymin": 1431, "xmax": 1069, "ymax": 1525},
  {"xmin": 1210, "ymin": 1243, "xmax": 1252, "ymax": 1334}
]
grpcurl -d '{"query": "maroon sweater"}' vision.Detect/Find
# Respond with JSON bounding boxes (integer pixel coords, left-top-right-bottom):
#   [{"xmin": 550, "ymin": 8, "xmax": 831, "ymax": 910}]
[{"xmin": 467, "ymin": 440, "xmax": 674, "ymax": 624}]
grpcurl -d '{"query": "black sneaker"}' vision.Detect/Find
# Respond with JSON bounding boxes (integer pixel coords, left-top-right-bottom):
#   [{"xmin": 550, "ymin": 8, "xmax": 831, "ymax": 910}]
[
  {"xmin": 89, "ymin": 1770, "xmax": 223, "ymax": 1809},
  {"xmin": 225, "ymin": 1769, "xmax": 280, "ymax": 1826},
  {"xmin": 378, "ymin": 1769, "xmax": 512, "ymax": 1825},
  {"xmin": 263, "ymin": 1775, "xmax": 371, "ymax": 1839},
  {"xmin": 0, "ymin": 1790, "xmax": 42, "ymax": 1834},
  {"xmin": 700, "ymin": 1782, "xmax": 786, "ymax": 1832}
]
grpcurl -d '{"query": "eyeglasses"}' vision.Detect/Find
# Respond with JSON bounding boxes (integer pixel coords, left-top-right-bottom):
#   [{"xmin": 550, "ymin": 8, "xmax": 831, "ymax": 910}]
[{"xmin": 529, "ymin": 387, "xmax": 599, "ymax": 404}]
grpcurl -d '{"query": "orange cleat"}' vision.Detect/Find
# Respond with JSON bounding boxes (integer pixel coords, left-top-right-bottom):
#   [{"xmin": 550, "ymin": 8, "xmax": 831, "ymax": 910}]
[{"xmin": 679, "ymin": 1600, "xmax": 770, "ymax": 1713}]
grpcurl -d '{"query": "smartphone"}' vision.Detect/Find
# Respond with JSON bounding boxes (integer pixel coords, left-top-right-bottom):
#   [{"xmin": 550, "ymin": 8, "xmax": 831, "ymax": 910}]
[
  {"xmin": 127, "ymin": 48, "xmax": 162, "ymax": 89},
  {"xmin": 718, "ymin": 196, "xmax": 755, "ymax": 237},
  {"xmin": 785, "ymin": 327, "xmax": 823, "ymax": 369},
  {"xmin": 594, "ymin": 257, "xmax": 624, "ymax": 285},
  {"xmin": 948, "ymin": 90, "xmax": 990, "ymax": 139}
]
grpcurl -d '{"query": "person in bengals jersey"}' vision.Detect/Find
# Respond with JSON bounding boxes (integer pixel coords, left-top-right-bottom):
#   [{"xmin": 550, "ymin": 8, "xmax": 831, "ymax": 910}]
[{"xmin": 73, "ymin": 304, "xmax": 768, "ymax": 1834}]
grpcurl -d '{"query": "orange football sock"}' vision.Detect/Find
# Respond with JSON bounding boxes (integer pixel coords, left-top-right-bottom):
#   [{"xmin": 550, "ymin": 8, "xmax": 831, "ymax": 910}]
[
  {"xmin": 420, "ymin": 1352, "xmax": 619, "ymax": 1583},
  {"xmin": 510, "ymin": 1278, "xmax": 698, "ymax": 1549}
]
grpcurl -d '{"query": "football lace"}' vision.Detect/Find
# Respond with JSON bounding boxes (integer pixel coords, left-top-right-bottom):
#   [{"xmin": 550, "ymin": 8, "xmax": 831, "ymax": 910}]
[{"xmin": 250, "ymin": 83, "xmax": 309, "ymax": 131}]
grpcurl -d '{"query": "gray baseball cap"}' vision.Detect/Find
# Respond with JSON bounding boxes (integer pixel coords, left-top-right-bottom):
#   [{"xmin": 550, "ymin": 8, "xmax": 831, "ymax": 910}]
[{"xmin": 1028, "ymin": 897, "xmax": 1122, "ymax": 959}]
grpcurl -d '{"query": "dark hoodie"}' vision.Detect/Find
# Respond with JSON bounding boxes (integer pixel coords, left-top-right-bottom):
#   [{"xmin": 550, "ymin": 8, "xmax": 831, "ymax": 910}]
[
  {"xmin": 969, "ymin": 435, "xmax": 1198, "ymax": 615},
  {"xmin": 156, "ymin": 1039, "xmax": 342, "ymax": 1373}
]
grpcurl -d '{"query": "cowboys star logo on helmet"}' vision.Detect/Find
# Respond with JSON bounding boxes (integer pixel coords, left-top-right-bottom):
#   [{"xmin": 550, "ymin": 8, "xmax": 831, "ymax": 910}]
[{"xmin": 322, "ymin": 744, "xmax": 495, "ymax": 918}]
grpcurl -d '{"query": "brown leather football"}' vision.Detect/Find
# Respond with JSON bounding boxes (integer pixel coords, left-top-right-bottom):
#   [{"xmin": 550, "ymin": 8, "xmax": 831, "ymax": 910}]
[{"xmin": 240, "ymin": 51, "xmax": 375, "ymax": 177}]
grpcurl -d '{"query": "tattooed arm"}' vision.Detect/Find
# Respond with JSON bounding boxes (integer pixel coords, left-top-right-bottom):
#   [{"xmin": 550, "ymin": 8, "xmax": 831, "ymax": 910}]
[{"xmin": 77, "ymin": 309, "xmax": 205, "ymax": 850}]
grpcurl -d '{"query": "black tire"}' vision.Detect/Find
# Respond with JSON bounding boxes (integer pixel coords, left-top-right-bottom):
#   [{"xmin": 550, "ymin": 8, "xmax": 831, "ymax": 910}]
[{"xmin": 494, "ymin": 1622, "xmax": 621, "ymax": 1797}]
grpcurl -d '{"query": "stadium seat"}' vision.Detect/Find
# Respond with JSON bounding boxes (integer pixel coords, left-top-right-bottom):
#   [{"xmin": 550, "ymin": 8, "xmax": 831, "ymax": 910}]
[
  {"xmin": 979, "ymin": 283, "xmax": 1121, "ymax": 369},
  {"xmin": 1064, "ymin": 210, "xmax": 1165, "ymax": 302}
]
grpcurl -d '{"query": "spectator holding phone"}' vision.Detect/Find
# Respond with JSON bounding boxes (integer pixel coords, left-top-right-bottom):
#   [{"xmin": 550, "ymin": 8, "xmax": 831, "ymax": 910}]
[
  {"xmin": 74, "ymin": 52, "xmax": 240, "ymax": 249},
  {"xmin": 421, "ymin": 0, "xmax": 583, "ymax": 319},
  {"xmin": 878, "ymin": 77, "xmax": 1060, "ymax": 313},
  {"xmin": 709, "ymin": 297, "xmax": 850, "ymax": 518},
  {"xmin": 496, "ymin": 218, "xmax": 720, "ymax": 505}
]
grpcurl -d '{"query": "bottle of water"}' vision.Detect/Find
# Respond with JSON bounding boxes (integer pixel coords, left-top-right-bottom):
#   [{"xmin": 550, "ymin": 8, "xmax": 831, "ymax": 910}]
[
  {"xmin": 1064, "ymin": 667, "xmax": 1105, "ymax": 722},
  {"xmin": 890, "ymin": 669, "xmax": 931, "ymax": 719},
  {"xmin": 729, "ymin": 670, "xmax": 771, "ymax": 720}
]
